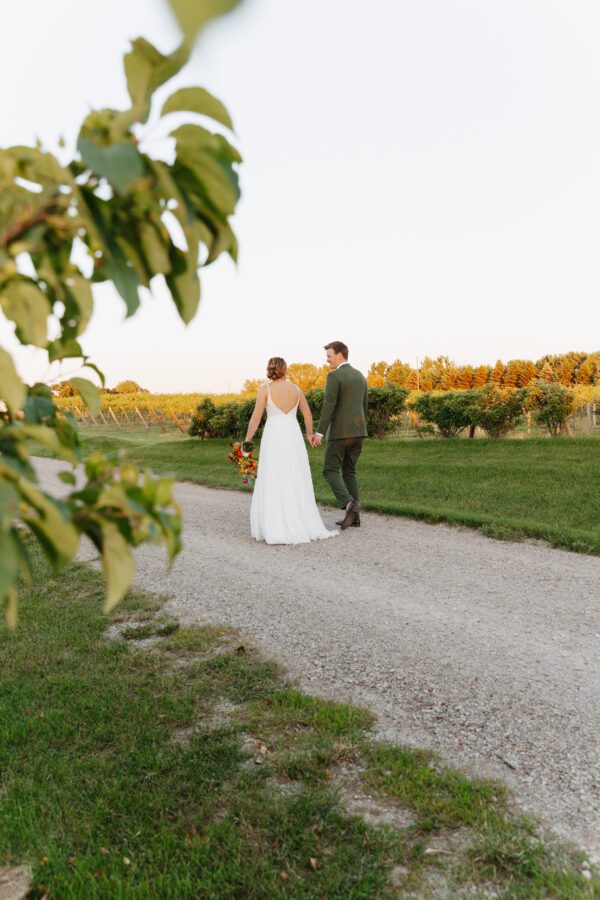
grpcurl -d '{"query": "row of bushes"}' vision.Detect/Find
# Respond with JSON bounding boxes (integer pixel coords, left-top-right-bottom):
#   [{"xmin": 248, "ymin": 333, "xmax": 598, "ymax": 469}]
[
  {"xmin": 188, "ymin": 381, "xmax": 577, "ymax": 441},
  {"xmin": 188, "ymin": 385, "xmax": 409, "ymax": 440},
  {"xmin": 409, "ymin": 382, "xmax": 576, "ymax": 438}
]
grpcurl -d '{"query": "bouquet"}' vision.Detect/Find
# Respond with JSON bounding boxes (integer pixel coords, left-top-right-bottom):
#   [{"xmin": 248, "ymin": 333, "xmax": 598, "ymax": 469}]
[{"xmin": 228, "ymin": 441, "xmax": 258, "ymax": 486}]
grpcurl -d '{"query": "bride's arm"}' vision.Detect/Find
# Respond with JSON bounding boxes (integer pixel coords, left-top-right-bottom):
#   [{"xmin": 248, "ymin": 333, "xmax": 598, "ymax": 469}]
[
  {"xmin": 297, "ymin": 389, "xmax": 314, "ymax": 439},
  {"xmin": 244, "ymin": 385, "xmax": 268, "ymax": 443}
]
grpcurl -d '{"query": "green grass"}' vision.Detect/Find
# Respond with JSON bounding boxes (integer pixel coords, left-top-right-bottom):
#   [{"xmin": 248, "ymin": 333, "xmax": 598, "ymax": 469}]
[
  {"xmin": 1, "ymin": 552, "xmax": 598, "ymax": 897},
  {"xmin": 37, "ymin": 427, "xmax": 600, "ymax": 555}
]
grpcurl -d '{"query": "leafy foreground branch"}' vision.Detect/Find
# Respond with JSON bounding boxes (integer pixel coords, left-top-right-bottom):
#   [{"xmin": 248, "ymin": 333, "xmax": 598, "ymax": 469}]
[
  {"xmin": 0, "ymin": 0, "xmax": 244, "ymax": 623},
  {"xmin": 0, "ymin": 552, "xmax": 597, "ymax": 898}
]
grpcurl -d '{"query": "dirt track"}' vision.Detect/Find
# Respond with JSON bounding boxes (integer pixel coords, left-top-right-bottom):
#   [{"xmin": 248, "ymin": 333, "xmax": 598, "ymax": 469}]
[{"xmin": 36, "ymin": 457, "xmax": 600, "ymax": 860}]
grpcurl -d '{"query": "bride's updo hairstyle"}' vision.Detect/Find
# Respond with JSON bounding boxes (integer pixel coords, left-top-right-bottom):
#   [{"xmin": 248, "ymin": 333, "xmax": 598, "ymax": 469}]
[{"xmin": 267, "ymin": 357, "xmax": 287, "ymax": 381}]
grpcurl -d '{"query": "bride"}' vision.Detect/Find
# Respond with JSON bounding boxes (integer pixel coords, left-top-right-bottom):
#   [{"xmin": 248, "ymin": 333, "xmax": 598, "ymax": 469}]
[{"xmin": 244, "ymin": 357, "xmax": 338, "ymax": 545}]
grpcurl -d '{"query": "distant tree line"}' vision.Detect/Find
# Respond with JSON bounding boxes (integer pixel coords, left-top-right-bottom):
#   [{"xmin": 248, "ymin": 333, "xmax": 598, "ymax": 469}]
[
  {"xmin": 366, "ymin": 351, "xmax": 600, "ymax": 390},
  {"xmin": 239, "ymin": 351, "xmax": 600, "ymax": 394}
]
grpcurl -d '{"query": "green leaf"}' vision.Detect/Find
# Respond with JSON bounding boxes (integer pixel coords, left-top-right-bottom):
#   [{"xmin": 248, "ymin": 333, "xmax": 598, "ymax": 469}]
[
  {"xmin": 115, "ymin": 235, "xmax": 151, "ymax": 289},
  {"xmin": 0, "ymin": 279, "xmax": 50, "ymax": 347},
  {"xmin": 19, "ymin": 480, "xmax": 79, "ymax": 568},
  {"xmin": 161, "ymin": 86, "xmax": 234, "ymax": 131},
  {"xmin": 124, "ymin": 37, "xmax": 164, "ymax": 119},
  {"xmin": 7, "ymin": 144, "xmax": 73, "ymax": 187},
  {"xmin": 11, "ymin": 528, "xmax": 32, "ymax": 582},
  {"xmin": 64, "ymin": 274, "xmax": 94, "ymax": 335},
  {"xmin": 18, "ymin": 424, "xmax": 78, "ymax": 463},
  {"xmin": 165, "ymin": 224, "xmax": 202, "ymax": 324},
  {"xmin": 77, "ymin": 138, "xmax": 145, "ymax": 195},
  {"xmin": 69, "ymin": 377, "xmax": 101, "ymax": 416},
  {"xmin": 58, "ymin": 470, "xmax": 77, "ymax": 485},
  {"xmin": 171, "ymin": 125, "xmax": 240, "ymax": 216},
  {"xmin": 23, "ymin": 392, "xmax": 55, "ymax": 424},
  {"xmin": 0, "ymin": 347, "xmax": 26, "ymax": 415},
  {"xmin": 0, "ymin": 531, "xmax": 19, "ymax": 597},
  {"xmin": 138, "ymin": 222, "xmax": 171, "ymax": 276},
  {"xmin": 0, "ymin": 483, "xmax": 20, "ymax": 521},
  {"xmin": 82, "ymin": 360, "xmax": 106, "ymax": 388},
  {"xmin": 29, "ymin": 382, "xmax": 53, "ymax": 399},
  {"xmin": 146, "ymin": 159, "xmax": 190, "ymax": 228},
  {"xmin": 167, "ymin": 0, "xmax": 243, "ymax": 43},
  {"xmin": 123, "ymin": 39, "xmax": 190, "ymax": 126},
  {"xmin": 205, "ymin": 218, "xmax": 237, "ymax": 264},
  {"xmin": 167, "ymin": 263, "xmax": 200, "ymax": 324},
  {"xmin": 154, "ymin": 476, "xmax": 175, "ymax": 507},
  {"xmin": 101, "ymin": 521, "xmax": 135, "ymax": 612},
  {"xmin": 47, "ymin": 338, "xmax": 83, "ymax": 363},
  {"xmin": 97, "ymin": 483, "xmax": 135, "ymax": 515},
  {"xmin": 3, "ymin": 586, "xmax": 17, "ymax": 630},
  {"xmin": 102, "ymin": 253, "xmax": 141, "ymax": 316},
  {"xmin": 76, "ymin": 189, "xmax": 141, "ymax": 313}
]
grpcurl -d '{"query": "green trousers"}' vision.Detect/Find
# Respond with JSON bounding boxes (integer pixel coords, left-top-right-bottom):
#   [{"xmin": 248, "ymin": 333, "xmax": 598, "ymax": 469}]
[{"xmin": 322, "ymin": 437, "xmax": 365, "ymax": 508}]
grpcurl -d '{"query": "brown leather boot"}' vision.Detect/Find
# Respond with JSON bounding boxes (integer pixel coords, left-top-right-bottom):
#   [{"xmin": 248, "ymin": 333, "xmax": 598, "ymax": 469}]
[{"xmin": 338, "ymin": 501, "xmax": 361, "ymax": 530}]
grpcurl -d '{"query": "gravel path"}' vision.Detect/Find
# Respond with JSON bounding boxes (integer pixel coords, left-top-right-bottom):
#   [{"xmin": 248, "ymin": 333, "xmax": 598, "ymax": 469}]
[{"xmin": 36, "ymin": 457, "xmax": 600, "ymax": 859}]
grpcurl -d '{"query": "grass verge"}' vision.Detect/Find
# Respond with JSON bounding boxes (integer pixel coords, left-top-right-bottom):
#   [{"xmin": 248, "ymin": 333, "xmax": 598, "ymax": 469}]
[{"xmin": 0, "ymin": 552, "xmax": 598, "ymax": 897}]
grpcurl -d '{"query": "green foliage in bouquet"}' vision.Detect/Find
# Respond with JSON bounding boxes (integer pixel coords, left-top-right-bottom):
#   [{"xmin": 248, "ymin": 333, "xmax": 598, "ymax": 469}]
[
  {"xmin": 526, "ymin": 380, "xmax": 576, "ymax": 437},
  {"xmin": 0, "ymin": 0, "xmax": 244, "ymax": 625}
]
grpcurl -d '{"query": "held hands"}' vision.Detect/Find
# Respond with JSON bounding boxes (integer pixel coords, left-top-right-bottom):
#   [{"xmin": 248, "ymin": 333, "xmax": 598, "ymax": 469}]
[{"xmin": 308, "ymin": 434, "xmax": 322, "ymax": 448}]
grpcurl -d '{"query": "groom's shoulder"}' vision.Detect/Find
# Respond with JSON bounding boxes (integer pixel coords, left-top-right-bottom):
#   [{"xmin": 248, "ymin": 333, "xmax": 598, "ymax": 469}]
[{"xmin": 345, "ymin": 364, "xmax": 365, "ymax": 381}]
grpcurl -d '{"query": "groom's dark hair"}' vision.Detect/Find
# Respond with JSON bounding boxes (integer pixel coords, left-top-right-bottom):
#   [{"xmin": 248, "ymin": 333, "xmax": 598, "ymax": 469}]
[{"xmin": 324, "ymin": 341, "xmax": 349, "ymax": 359}]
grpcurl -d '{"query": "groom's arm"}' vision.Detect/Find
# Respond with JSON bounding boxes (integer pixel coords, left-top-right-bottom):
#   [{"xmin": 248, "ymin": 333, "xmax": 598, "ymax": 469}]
[{"xmin": 316, "ymin": 372, "xmax": 340, "ymax": 437}]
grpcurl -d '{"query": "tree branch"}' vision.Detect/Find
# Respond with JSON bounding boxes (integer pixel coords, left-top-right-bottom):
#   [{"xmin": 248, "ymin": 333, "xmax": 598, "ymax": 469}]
[{"xmin": 0, "ymin": 199, "xmax": 61, "ymax": 248}]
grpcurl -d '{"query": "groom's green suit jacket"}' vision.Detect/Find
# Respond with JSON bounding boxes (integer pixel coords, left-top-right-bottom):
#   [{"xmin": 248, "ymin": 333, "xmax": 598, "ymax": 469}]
[{"xmin": 316, "ymin": 364, "xmax": 369, "ymax": 440}]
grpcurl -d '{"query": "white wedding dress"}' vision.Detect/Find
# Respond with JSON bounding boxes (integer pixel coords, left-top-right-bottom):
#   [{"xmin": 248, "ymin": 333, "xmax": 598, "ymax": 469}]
[{"xmin": 250, "ymin": 384, "xmax": 338, "ymax": 545}]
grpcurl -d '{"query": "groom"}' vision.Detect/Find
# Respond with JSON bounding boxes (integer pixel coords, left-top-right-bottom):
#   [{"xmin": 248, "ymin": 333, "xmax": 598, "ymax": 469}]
[{"xmin": 310, "ymin": 341, "xmax": 368, "ymax": 530}]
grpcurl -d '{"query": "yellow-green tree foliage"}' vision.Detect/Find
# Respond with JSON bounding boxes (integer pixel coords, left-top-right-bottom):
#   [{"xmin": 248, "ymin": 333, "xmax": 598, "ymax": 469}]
[
  {"xmin": 473, "ymin": 365, "xmax": 491, "ymax": 388},
  {"xmin": 50, "ymin": 381, "xmax": 78, "ymax": 397},
  {"xmin": 241, "ymin": 378, "xmax": 263, "ymax": 395},
  {"xmin": 519, "ymin": 361, "xmax": 538, "ymax": 386},
  {"xmin": 538, "ymin": 362, "xmax": 555, "ymax": 383},
  {"xmin": 238, "ymin": 350, "xmax": 600, "ymax": 399},
  {"xmin": 287, "ymin": 363, "xmax": 328, "ymax": 391},
  {"xmin": 114, "ymin": 380, "xmax": 148, "ymax": 394},
  {"xmin": 503, "ymin": 361, "xmax": 520, "ymax": 388},
  {"xmin": 386, "ymin": 359, "xmax": 412, "ymax": 387},
  {"xmin": 491, "ymin": 360, "xmax": 505, "ymax": 384},
  {"xmin": 455, "ymin": 365, "xmax": 474, "ymax": 389},
  {"xmin": 366, "ymin": 361, "xmax": 387, "ymax": 386}
]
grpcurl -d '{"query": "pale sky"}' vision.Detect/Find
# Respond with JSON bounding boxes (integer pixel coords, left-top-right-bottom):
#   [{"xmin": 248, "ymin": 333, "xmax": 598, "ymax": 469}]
[{"xmin": 2, "ymin": 0, "xmax": 600, "ymax": 392}]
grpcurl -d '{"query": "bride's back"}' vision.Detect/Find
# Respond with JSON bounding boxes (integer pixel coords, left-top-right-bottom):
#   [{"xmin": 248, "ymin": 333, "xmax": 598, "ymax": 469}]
[{"xmin": 268, "ymin": 379, "xmax": 299, "ymax": 413}]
